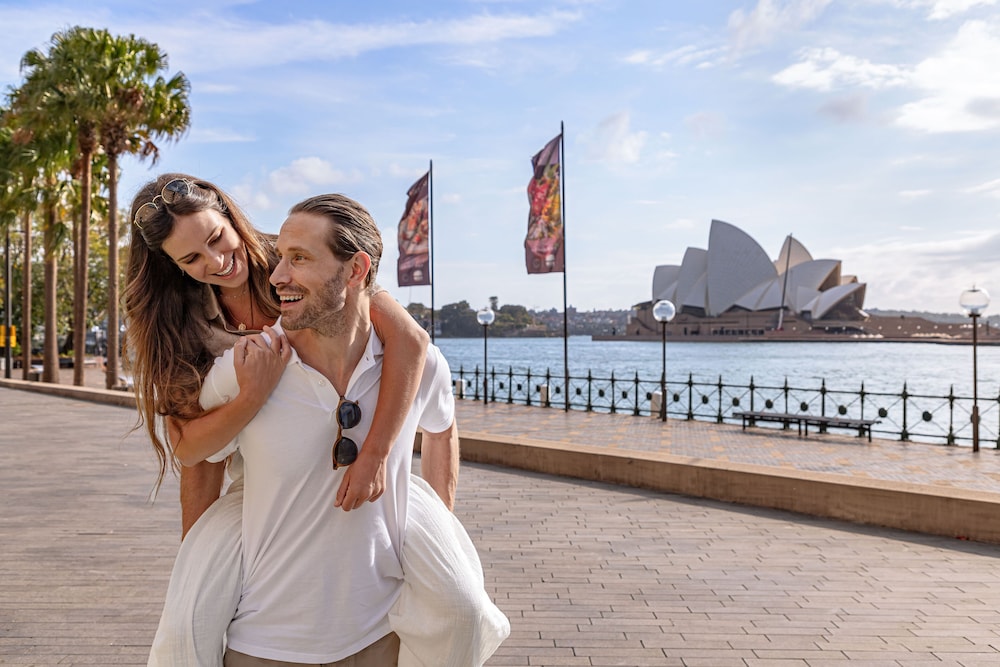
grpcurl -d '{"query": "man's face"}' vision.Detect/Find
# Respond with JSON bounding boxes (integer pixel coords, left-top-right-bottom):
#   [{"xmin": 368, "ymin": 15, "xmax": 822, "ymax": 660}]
[{"xmin": 270, "ymin": 212, "xmax": 350, "ymax": 334}]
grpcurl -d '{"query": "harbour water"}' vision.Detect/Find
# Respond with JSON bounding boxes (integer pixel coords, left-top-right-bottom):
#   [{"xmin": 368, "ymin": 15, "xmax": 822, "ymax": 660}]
[{"xmin": 435, "ymin": 336, "xmax": 1000, "ymax": 399}]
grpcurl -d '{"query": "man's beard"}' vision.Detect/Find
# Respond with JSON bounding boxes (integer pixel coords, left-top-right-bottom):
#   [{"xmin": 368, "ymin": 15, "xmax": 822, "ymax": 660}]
[{"xmin": 281, "ymin": 266, "xmax": 348, "ymax": 335}]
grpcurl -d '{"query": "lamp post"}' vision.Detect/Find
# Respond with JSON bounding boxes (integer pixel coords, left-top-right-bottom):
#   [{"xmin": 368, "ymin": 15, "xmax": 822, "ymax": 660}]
[
  {"xmin": 960, "ymin": 287, "xmax": 990, "ymax": 452},
  {"xmin": 653, "ymin": 299, "xmax": 676, "ymax": 422},
  {"xmin": 476, "ymin": 306, "xmax": 495, "ymax": 405}
]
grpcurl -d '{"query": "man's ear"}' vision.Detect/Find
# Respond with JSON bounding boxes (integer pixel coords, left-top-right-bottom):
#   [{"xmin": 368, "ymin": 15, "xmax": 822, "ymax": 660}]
[{"xmin": 346, "ymin": 251, "xmax": 372, "ymax": 287}]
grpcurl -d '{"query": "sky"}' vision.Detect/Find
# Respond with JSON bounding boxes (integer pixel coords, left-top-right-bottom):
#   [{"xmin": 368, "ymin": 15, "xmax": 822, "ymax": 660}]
[{"xmin": 2, "ymin": 0, "xmax": 1000, "ymax": 316}]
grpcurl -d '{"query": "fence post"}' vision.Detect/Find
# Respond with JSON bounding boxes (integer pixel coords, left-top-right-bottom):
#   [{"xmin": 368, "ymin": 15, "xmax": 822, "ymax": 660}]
[
  {"xmin": 716, "ymin": 375, "xmax": 724, "ymax": 423},
  {"xmin": 820, "ymin": 379, "xmax": 827, "ymax": 417},
  {"xmin": 526, "ymin": 369, "xmax": 533, "ymax": 407},
  {"xmin": 586, "ymin": 370, "xmax": 593, "ymax": 412},
  {"xmin": 749, "ymin": 376, "xmax": 755, "ymax": 413},
  {"xmin": 994, "ymin": 389, "xmax": 1000, "ymax": 449},
  {"xmin": 686, "ymin": 373, "xmax": 693, "ymax": 420},
  {"xmin": 544, "ymin": 368, "xmax": 552, "ymax": 408},
  {"xmin": 633, "ymin": 372, "xmax": 640, "ymax": 416},
  {"xmin": 946, "ymin": 385, "xmax": 956, "ymax": 445},
  {"xmin": 901, "ymin": 382, "xmax": 910, "ymax": 441},
  {"xmin": 610, "ymin": 370, "xmax": 617, "ymax": 414}
]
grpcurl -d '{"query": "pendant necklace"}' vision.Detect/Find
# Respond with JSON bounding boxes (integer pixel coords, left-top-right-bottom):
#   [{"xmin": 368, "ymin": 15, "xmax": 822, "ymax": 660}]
[{"xmin": 218, "ymin": 286, "xmax": 252, "ymax": 331}]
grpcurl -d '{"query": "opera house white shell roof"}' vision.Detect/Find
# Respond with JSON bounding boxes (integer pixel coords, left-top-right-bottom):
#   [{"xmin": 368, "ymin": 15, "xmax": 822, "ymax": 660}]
[{"xmin": 652, "ymin": 220, "xmax": 866, "ymax": 320}]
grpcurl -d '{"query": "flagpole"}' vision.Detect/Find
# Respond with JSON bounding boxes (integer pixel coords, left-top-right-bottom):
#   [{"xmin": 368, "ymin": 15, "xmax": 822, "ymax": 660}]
[
  {"xmin": 560, "ymin": 122, "xmax": 569, "ymax": 412},
  {"xmin": 428, "ymin": 160, "xmax": 436, "ymax": 344}
]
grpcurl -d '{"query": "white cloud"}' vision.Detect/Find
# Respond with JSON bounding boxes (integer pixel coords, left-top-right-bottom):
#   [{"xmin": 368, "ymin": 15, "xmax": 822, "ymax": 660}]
[
  {"xmin": 579, "ymin": 112, "xmax": 648, "ymax": 163},
  {"xmin": 898, "ymin": 189, "xmax": 932, "ymax": 197},
  {"xmin": 925, "ymin": 0, "xmax": 998, "ymax": 20},
  {"xmin": 843, "ymin": 230, "xmax": 1000, "ymax": 310},
  {"xmin": 151, "ymin": 11, "xmax": 581, "ymax": 74},
  {"xmin": 896, "ymin": 20, "xmax": 1000, "ymax": 132},
  {"xmin": 773, "ymin": 47, "xmax": 910, "ymax": 91},
  {"xmin": 622, "ymin": 44, "xmax": 723, "ymax": 69},
  {"xmin": 230, "ymin": 158, "xmax": 366, "ymax": 214},
  {"xmin": 266, "ymin": 157, "xmax": 364, "ymax": 196},
  {"xmin": 965, "ymin": 177, "xmax": 1000, "ymax": 197},
  {"xmin": 683, "ymin": 111, "xmax": 727, "ymax": 140},
  {"xmin": 727, "ymin": 0, "xmax": 834, "ymax": 52}
]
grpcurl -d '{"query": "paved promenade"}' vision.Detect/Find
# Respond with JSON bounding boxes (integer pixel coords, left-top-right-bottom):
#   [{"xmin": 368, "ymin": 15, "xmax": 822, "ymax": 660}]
[{"xmin": 2, "ymin": 385, "xmax": 1000, "ymax": 666}]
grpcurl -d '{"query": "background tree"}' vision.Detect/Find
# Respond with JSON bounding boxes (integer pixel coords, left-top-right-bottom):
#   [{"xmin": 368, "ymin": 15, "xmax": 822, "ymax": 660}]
[
  {"xmin": 405, "ymin": 302, "xmax": 432, "ymax": 332},
  {"xmin": 95, "ymin": 32, "xmax": 190, "ymax": 388},
  {"xmin": 0, "ymin": 121, "xmax": 38, "ymax": 375},
  {"xmin": 438, "ymin": 300, "xmax": 479, "ymax": 337},
  {"xmin": 13, "ymin": 27, "xmax": 103, "ymax": 384},
  {"xmin": 492, "ymin": 303, "xmax": 533, "ymax": 336}
]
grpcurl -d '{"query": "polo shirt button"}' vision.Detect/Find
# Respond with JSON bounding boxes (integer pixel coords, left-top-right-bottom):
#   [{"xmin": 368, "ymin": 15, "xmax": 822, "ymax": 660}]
[{"xmin": 318, "ymin": 379, "xmax": 325, "ymax": 386}]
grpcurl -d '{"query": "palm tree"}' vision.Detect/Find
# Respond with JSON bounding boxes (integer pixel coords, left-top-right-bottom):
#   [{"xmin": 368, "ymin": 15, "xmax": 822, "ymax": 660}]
[
  {"xmin": 95, "ymin": 33, "xmax": 190, "ymax": 389},
  {"xmin": 4, "ymin": 94, "xmax": 77, "ymax": 383},
  {"xmin": 0, "ymin": 120, "xmax": 34, "ymax": 378},
  {"xmin": 13, "ymin": 27, "xmax": 106, "ymax": 384}
]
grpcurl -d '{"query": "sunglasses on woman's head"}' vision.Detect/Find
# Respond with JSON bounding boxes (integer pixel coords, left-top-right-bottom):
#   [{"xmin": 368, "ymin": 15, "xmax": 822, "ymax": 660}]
[
  {"xmin": 133, "ymin": 178, "xmax": 199, "ymax": 229},
  {"xmin": 333, "ymin": 397, "xmax": 362, "ymax": 469}
]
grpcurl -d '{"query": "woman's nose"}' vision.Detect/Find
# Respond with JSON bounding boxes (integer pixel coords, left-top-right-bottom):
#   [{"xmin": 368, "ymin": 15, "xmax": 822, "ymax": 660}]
[{"xmin": 209, "ymin": 250, "xmax": 227, "ymax": 274}]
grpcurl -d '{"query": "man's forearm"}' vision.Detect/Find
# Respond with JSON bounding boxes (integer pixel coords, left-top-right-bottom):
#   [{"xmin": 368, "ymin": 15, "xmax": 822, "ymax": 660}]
[
  {"xmin": 179, "ymin": 461, "xmax": 225, "ymax": 539},
  {"xmin": 420, "ymin": 420, "xmax": 460, "ymax": 511}
]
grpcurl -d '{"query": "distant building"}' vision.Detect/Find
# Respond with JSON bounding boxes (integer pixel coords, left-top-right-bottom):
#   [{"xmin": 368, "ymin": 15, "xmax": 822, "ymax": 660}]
[
  {"xmin": 626, "ymin": 219, "xmax": 876, "ymax": 338},
  {"xmin": 655, "ymin": 219, "xmax": 866, "ymax": 320}
]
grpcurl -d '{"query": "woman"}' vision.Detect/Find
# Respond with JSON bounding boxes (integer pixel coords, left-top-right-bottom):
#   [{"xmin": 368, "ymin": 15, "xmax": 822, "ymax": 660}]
[{"xmin": 125, "ymin": 175, "xmax": 508, "ymax": 665}]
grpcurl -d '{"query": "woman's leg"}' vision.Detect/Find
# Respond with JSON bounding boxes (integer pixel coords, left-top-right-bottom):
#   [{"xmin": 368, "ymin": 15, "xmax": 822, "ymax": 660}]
[
  {"xmin": 148, "ymin": 485, "xmax": 244, "ymax": 667},
  {"xmin": 389, "ymin": 475, "xmax": 510, "ymax": 667}
]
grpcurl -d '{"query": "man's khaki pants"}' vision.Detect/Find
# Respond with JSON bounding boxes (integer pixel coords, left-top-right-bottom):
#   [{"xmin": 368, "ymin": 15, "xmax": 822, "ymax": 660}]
[{"xmin": 223, "ymin": 633, "xmax": 399, "ymax": 666}]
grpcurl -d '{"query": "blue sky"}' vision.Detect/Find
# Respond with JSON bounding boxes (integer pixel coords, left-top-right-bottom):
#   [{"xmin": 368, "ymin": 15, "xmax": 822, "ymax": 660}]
[{"xmin": 2, "ymin": 0, "xmax": 1000, "ymax": 315}]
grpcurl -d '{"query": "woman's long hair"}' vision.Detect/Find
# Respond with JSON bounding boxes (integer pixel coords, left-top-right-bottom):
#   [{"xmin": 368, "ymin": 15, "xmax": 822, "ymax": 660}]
[{"xmin": 123, "ymin": 173, "xmax": 279, "ymax": 489}]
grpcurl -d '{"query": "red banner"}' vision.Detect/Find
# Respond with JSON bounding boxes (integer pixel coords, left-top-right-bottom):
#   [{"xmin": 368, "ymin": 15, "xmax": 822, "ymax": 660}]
[
  {"xmin": 524, "ymin": 134, "xmax": 564, "ymax": 274},
  {"xmin": 397, "ymin": 172, "xmax": 431, "ymax": 286}
]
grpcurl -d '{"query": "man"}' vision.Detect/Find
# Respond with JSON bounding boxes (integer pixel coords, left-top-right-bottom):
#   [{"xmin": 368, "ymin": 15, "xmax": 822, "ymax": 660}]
[{"xmin": 200, "ymin": 194, "xmax": 507, "ymax": 665}]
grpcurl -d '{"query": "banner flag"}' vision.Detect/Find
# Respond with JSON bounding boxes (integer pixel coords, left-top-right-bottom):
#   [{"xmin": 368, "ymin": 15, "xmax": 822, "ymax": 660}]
[
  {"xmin": 524, "ymin": 133, "xmax": 564, "ymax": 274},
  {"xmin": 397, "ymin": 171, "xmax": 431, "ymax": 286}
]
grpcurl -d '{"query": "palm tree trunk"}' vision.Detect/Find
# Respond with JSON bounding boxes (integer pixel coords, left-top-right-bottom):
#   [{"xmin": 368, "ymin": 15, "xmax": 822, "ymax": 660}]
[
  {"xmin": 42, "ymin": 200, "xmax": 58, "ymax": 383},
  {"xmin": 105, "ymin": 154, "xmax": 119, "ymax": 389},
  {"xmin": 20, "ymin": 211, "xmax": 32, "ymax": 380},
  {"xmin": 73, "ymin": 150, "xmax": 91, "ymax": 386},
  {"xmin": 3, "ymin": 227, "xmax": 10, "ymax": 379}
]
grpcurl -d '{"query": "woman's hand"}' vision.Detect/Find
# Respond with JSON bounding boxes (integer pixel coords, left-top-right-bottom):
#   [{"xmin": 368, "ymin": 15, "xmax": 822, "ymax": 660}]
[
  {"xmin": 234, "ymin": 325, "xmax": 291, "ymax": 405},
  {"xmin": 334, "ymin": 447, "xmax": 388, "ymax": 511}
]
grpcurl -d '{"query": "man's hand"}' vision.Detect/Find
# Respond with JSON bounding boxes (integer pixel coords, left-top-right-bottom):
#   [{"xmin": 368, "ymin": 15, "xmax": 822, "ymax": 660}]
[{"xmin": 334, "ymin": 447, "xmax": 388, "ymax": 511}]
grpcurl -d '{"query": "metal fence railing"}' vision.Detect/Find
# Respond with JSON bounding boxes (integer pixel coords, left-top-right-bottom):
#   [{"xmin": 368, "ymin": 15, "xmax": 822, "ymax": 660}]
[{"xmin": 452, "ymin": 365, "xmax": 1000, "ymax": 448}]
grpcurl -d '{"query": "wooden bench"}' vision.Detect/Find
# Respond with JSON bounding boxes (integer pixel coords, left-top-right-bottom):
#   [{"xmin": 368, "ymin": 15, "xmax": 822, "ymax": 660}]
[{"xmin": 733, "ymin": 411, "xmax": 878, "ymax": 442}]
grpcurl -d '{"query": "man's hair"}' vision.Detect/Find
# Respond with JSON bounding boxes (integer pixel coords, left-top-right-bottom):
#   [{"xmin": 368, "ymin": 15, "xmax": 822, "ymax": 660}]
[{"xmin": 289, "ymin": 194, "xmax": 383, "ymax": 289}]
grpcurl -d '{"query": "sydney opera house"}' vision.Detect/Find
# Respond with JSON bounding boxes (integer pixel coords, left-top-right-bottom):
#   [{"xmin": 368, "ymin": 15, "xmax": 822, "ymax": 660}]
[{"xmin": 627, "ymin": 219, "xmax": 870, "ymax": 338}]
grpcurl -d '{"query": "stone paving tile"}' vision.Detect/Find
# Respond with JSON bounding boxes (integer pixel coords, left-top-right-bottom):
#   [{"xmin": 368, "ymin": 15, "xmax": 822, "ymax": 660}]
[{"xmin": 3, "ymin": 387, "xmax": 1000, "ymax": 666}]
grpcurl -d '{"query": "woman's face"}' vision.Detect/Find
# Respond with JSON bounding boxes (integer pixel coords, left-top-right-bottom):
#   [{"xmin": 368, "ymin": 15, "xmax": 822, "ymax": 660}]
[{"xmin": 160, "ymin": 209, "xmax": 250, "ymax": 290}]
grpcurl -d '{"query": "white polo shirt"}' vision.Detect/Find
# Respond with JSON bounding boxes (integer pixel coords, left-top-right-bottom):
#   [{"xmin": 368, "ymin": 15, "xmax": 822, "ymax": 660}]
[{"xmin": 200, "ymin": 319, "xmax": 455, "ymax": 663}]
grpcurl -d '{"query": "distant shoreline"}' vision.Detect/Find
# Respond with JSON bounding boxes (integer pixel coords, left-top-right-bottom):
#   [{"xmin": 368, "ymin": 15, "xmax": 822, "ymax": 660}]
[{"xmin": 590, "ymin": 334, "xmax": 1000, "ymax": 345}]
